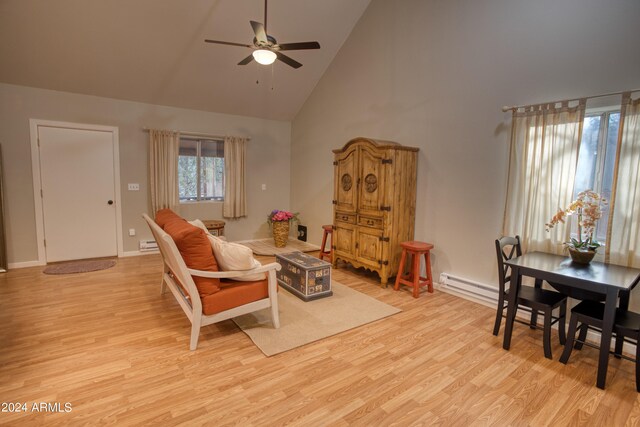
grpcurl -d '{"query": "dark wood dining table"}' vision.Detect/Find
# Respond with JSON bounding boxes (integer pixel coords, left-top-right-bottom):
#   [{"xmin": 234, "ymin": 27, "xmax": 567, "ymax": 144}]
[{"xmin": 502, "ymin": 251, "xmax": 640, "ymax": 389}]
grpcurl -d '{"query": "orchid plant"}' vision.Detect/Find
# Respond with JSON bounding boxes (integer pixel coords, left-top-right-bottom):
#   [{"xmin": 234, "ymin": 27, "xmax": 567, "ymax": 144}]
[
  {"xmin": 267, "ymin": 209, "xmax": 299, "ymax": 225},
  {"xmin": 545, "ymin": 190, "xmax": 607, "ymax": 251}
]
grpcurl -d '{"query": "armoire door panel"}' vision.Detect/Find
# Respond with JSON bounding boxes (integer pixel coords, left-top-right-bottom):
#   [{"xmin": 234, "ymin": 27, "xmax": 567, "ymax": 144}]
[
  {"xmin": 333, "ymin": 223, "xmax": 355, "ymax": 258},
  {"xmin": 356, "ymin": 227, "xmax": 382, "ymax": 268},
  {"xmin": 357, "ymin": 146, "xmax": 386, "ymax": 217},
  {"xmin": 334, "ymin": 148, "xmax": 358, "ymax": 213}
]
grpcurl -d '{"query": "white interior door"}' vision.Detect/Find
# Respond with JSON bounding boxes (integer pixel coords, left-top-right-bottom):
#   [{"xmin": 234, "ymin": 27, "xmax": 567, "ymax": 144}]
[{"xmin": 38, "ymin": 126, "xmax": 118, "ymax": 262}]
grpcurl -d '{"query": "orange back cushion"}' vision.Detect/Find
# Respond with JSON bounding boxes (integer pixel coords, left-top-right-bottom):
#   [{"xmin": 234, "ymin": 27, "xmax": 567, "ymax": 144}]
[
  {"xmin": 163, "ymin": 219, "xmax": 220, "ymax": 297},
  {"xmin": 155, "ymin": 209, "xmax": 182, "ymax": 228}
]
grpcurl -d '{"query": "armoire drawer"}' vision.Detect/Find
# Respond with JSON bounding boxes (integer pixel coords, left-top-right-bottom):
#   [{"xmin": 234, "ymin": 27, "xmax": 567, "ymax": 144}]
[
  {"xmin": 335, "ymin": 212, "xmax": 356, "ymax": 224},
  {"xmin": 358, "ymin": 215, "xmax": 383, "ymax": 229}
]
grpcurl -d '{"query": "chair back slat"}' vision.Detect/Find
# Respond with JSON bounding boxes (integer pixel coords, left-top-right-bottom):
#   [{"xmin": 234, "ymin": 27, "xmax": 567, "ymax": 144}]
[{"xmin": 495, "ymin": 235, "xmax": 522, "ymax": 294}]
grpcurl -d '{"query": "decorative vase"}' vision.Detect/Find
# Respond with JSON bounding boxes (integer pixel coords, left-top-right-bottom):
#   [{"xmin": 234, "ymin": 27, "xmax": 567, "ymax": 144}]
[
  {"xmin": 272, "ymin": 221, "xmax": 289, "ymax": 248},
  {"xmin": 568, "ymin": 247, "xmax": 596, "ymax": 265}
]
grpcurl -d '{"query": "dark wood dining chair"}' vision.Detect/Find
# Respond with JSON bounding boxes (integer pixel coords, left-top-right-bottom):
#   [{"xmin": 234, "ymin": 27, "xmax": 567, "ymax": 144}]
[
  {"xmin": 494, "ymin": 235, "xmax": 568, "ymax": 359},
  {"xmin": 559, "ymin": 300, "xmax": 640, "ymax": 391}
]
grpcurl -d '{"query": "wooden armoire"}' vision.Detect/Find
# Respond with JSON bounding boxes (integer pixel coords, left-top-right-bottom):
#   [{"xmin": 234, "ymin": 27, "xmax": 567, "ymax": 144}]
[{"xmin": 332, "ymin": 137, "xmax": 418, "ymax": 285}]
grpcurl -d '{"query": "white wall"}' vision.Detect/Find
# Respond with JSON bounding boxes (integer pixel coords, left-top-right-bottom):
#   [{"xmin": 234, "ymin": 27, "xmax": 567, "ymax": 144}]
[
  {"xmin": 291, "ymin": 0, "xmax": 640, "ymax": 289},
  {"xmin": 0, "ymin": 83, "xmax": 291, "ymax": 265}
]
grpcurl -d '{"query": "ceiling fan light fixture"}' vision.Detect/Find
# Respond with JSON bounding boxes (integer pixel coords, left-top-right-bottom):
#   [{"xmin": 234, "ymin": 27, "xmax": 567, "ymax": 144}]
[{"xmin": 252, "ymin": 49, "xmax": 277, "ymax": 65}]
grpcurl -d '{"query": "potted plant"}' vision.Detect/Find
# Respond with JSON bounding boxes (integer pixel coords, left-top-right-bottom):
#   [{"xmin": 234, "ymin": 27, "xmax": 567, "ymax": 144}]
[
  {"xmin": 267, "ymin": 210, "xmax": 299, "ymax": 248},
  {"xmin": 545, "ymin": 190, "xmax": 607, "ymax": 264}
]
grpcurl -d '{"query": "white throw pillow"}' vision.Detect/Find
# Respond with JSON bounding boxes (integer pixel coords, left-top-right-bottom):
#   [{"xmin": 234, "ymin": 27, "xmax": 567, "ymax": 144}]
[
  {"xmin": 207, "ymin": 235, "xmax": 265, "ymax": 281},
  {"xmin": 188, "ymin": 219, "xmax": 209, "ymax": 234}
]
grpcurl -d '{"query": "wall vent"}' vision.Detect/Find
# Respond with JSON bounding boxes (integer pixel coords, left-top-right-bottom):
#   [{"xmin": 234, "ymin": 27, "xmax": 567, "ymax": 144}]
[
  {"xmin": 139, "ymin": 239, "xmax": 158, "ymax": 252},
  {"xmin": 439, "ymin": 272, "xmax": 498, "ymax": 306}
]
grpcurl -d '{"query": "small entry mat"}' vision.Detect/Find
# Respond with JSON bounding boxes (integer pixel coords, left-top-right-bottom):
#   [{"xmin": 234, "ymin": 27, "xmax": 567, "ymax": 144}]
[{"xmin": 43, "ymin": 259, "xmax": 116, "ymax": 275}]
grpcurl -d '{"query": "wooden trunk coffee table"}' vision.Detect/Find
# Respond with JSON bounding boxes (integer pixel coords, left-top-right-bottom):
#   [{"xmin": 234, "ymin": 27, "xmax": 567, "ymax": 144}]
[{"xmin": 275, "ymin": 251, "xmax": 332, "ymax": 301}]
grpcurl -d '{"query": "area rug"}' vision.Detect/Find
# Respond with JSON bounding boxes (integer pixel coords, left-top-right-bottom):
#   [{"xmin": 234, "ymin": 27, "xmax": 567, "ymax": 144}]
[
  {"xmin": 43, "ymin": 259, "xmax": 116, "ymax": 275},
  {"xmin": 233, "ymin": 281, "xmax": 401, "ymax": 356},
  {"xmin": 236, "ymin": 238, "xmax": 320, "ymax": 256}
]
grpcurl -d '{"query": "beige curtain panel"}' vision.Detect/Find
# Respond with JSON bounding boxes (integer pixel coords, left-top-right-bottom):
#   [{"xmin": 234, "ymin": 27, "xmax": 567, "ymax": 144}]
[
  {"xmin": 223, "ymin": 136, "xmax": 247, "ymax": 219},
  {"xmin": 607, "ymin": 94, "xmax": 640, "ymax": 267},
  {"xmin": 502, "ymin": 100, "xmax": 586, "ymax": 254},
  {"xmin": 149, "ymin": 129, "xmax": 180, "ymax": 214}
]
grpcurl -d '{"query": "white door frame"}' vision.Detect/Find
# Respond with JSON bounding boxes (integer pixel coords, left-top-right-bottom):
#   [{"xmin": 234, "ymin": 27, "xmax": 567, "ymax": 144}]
[{"xmin": 29, "ymin": 119, "xmax": 124, "ymax": 264}]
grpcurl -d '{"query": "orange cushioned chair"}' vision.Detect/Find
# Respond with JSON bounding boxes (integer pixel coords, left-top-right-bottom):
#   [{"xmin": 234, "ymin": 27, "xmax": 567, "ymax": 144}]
[{"xmin": 144, "ymin": 211, "xmax": 281, "ymax": 350}]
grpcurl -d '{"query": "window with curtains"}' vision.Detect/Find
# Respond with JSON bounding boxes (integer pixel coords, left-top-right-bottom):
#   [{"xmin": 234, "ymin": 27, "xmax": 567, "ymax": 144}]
[
  {"xmin": 178, "ymin": 138, "xmax": 225, "ymax": 201},
  {"xmin": 573, "ymin": 108, "xmax": 620, "ymax": 243},
  {"xmin": 503, "ymin": 91, "xmax": 640, "ymax": 267}
]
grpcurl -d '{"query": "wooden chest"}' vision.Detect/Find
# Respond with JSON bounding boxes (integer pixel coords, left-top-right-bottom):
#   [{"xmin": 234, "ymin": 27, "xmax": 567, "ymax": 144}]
[{"xmin": 275, "ymin": 251, "xmax": 332, "ymax": 301}]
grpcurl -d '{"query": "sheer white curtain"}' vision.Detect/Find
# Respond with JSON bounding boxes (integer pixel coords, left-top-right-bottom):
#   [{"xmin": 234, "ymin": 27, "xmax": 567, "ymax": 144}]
[
  {"xmin": 149, "ymin": 129, "xmax": 180, "ymax": 214},
  {"xmin": 607, "ymin": 93, "xmax": 640, "ymax": 266},
  {"xmin": 502, "ymin": 100, "xmax": 586, "ymax": 253},
  {"xmin": 223, "ymin": 136, "xmax": 247, "ymax": 219}
]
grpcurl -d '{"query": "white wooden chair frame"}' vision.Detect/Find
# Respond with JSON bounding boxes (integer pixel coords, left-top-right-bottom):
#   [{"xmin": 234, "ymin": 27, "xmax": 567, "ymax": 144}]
[{"xmin": 143, "ymin": 214, "xmax": 280, "ymax": 350}]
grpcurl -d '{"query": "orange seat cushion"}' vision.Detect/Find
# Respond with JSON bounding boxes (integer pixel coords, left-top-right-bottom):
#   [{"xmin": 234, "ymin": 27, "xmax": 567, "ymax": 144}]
[
  {"xmin": 162, "ymin": 219, "xmax": 221, "ymax": 298},
  {"xmin": 155, "ymin": 208, "xmax": 182, "ymax": 229},
  {"xmin": 201, "ymin": 279, "xmax": 269, "ymax": 315}
]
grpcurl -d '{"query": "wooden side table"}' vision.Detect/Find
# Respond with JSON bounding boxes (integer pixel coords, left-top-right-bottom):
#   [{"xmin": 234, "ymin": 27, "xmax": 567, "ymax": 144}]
[{"xmin": 202, "ymin": 220, "xmax": 225, "ymax": 236}]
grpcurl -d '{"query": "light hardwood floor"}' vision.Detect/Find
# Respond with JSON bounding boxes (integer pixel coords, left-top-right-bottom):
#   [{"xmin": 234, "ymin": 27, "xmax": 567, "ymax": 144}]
[{"xmin": 1, "ymin": 253, "xmax": 640, "ymax": 426}]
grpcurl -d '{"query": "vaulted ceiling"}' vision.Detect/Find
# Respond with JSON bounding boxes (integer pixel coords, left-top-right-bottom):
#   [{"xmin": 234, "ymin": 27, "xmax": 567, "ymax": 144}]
[{"xmin": 0, "ymin": 0, "xmax": 370, "ymax": 121}]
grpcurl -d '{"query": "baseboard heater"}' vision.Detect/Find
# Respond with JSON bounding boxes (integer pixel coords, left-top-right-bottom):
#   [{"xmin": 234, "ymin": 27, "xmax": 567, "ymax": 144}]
[
  {"xmin": 439, "ymin": 272, "xmax": 498, "ymax": 305},
  {"xmin": 139, "ymin": 239, "xmax": 158, "ymax": 252}
]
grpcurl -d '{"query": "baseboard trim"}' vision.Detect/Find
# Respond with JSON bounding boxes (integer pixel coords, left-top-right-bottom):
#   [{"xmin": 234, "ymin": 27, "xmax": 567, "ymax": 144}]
[
  {"xmin": 7, "ymin": 251, "xmax": 158, "ymax": 268},
  {"xmin": 121, "ymin": 250, "xmax": 159, "ymax": 257},
  {"xmin": 8, "ymin": 260, "xmax": 46, "ymax": 269}
]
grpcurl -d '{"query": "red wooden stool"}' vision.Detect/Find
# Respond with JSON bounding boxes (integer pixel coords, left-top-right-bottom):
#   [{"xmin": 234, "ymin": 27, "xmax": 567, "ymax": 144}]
[
  {"xmin": 394, "ymin": 241, "xmax": 434, "ymax": 298},
  {"xmin": 319, "ymin": 225, "xmax": 333, "ymax": 262}
]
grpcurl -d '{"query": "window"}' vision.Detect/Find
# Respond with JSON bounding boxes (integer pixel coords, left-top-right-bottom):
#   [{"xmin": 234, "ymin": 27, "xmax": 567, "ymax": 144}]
[
  {"xmin": 573, "ymin": 109, "xmax": 620, "ymax": 242},
  {"xmin": 178, "ymin": 138, "xmax": 224, "ymax": 201}
]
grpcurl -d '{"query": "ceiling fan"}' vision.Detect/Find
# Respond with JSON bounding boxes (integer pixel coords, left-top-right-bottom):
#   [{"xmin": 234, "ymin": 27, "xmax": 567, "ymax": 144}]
[{"xmin": 204, "ymin": 0, "xmax": 320, "ymax": 69}]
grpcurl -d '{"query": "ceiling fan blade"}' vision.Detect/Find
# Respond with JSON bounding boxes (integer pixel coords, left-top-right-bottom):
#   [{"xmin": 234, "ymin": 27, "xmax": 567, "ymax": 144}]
[
  {"xmin": 276, "ymin": 52, "xmax": 302, "ymax": 69},
  {"xmin": 278, "ymin": 41, "xmax": 321, "ymax": 51},
  {"xmin": 250, "ymin": 21, "xmax": 267, "ymax": 44},
  {"xmin": 238, "ymin": 55, "xmax": 254, "ymax": 65},
  {"xmin": 204, "ymin": 39, "xmax": 252, "ymax": 48}
]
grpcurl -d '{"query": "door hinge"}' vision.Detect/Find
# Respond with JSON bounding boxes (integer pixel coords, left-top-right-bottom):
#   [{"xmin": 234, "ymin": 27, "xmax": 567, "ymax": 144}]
[
  {"xmin": 380, "ymin": 206, "xmax": 391, "ymax": 212},
  {"xmin": 379, "ymin": 236, "xmax": 390, "ymax": 242},
  {"xmin": 355, "ymin": 243, "xmax": 359, "ymax": 249},
  {"xmin": 331, "ymin": 245, "xmax": 337, "ymax": 250},
  {"xmin": 382, "ymin": 159, "xmax": 392, "ymax": 164},
  {"xmin": 333, "ymin": 161, "xmax": 338, "ymax": 166},
  {"xmin": 332, "ymin": 200, "xmax": 337, "ymax": 205},
  {"xmin": 40, "ymin": 189, "xmax": 43, "ymax": 198},
  {"xmin": 37, "ymin": 138, "xmax": 40, "ymax": 147},
  {"xmin": 43, "ymin": 239, "xmax": 46, "ymax": 247},
  {"xmin": 378, "ymin": 260, "xmax": 389, "ymax": 265}
]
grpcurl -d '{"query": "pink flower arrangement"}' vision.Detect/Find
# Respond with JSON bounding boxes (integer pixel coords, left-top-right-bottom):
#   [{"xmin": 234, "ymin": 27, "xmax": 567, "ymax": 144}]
[
  {"xmin": 267, "ymin": 209, "xmax": 299, "ymax": 224},
  {"xmin": 545, "ymin": 190, "xmax": 607, "ymax": 251}
]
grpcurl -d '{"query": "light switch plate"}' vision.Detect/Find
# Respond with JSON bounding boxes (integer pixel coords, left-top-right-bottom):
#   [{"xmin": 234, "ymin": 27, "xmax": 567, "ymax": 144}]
[{"xmin": 128, "ymin": 183, "xmax": 140, "ymax": 191}]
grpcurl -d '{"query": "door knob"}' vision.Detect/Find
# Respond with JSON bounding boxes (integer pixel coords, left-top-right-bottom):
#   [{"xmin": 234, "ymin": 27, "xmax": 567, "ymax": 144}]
[{"xmin": 107, "ymin": 200, "xmax": 114, "ymax": 205}]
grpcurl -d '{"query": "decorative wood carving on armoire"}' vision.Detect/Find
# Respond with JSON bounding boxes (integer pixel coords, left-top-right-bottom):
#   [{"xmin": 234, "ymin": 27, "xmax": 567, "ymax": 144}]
[{"xmin": 332, "ymin": 137, "xmax": 418, "ymax": 286}]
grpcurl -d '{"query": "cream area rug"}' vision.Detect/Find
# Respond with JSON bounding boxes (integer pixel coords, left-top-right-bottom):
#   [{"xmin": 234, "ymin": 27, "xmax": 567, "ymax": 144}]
[
  {"xmin": 233, "ymin": 281, "xmax": 401, "ymax": 356},
  {"xmin": 236, "ymin": 238, "xmax": 320, "ymax": 256}
]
